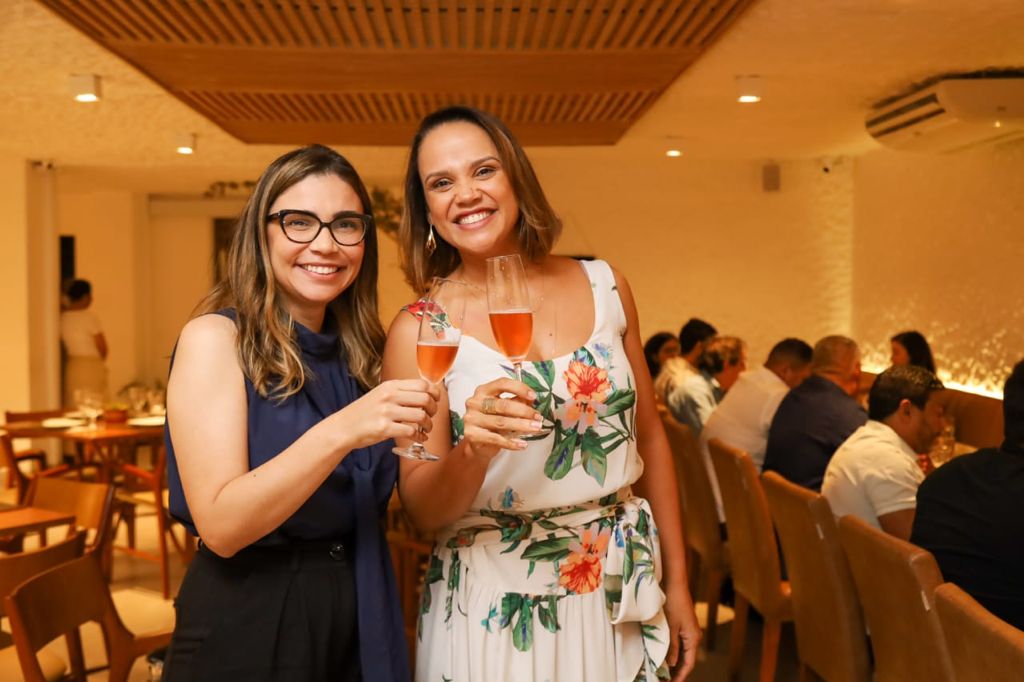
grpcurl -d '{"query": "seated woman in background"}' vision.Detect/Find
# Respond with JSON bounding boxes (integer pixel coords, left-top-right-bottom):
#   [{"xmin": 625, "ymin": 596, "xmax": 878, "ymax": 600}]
[
  {"xmin": 890, "ymin": 330, "xmax": 936, "ymax": 374},
  {"xmin": 644, "ymin": 330, "xmax": 681, "ymax": 380}
]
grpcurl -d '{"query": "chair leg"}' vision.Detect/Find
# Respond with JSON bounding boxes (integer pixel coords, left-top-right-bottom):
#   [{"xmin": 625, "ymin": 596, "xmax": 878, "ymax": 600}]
[
  {"xmin": 727, "ymin": 594, "xmax": 749, "ymax": 680},
  {"xmin": 156, "ymin": 508, "xmax": 171, "ymax": 599},
  {"xmin": 122, "ymin": 502, "xmax": 137, "ymax": 550},
  {"xmin": 704, "ymin": 567, "xmax": 725, "ymax": 652},
  {"xmin": 759, "ymin": 617, "xmax": 783, "ymax": 682}
]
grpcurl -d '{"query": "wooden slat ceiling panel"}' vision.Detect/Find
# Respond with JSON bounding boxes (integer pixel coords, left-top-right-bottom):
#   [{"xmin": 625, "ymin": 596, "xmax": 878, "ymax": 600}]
[{"xmin": 38, "ymin": 0, "xmax": 758, "ymax": 145}]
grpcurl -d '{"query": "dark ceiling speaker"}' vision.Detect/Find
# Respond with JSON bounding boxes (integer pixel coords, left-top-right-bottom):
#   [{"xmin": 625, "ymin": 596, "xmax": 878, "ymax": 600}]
[{"xmin": 762, "ymin": 163, "xmax": 781, "ymax": 192}]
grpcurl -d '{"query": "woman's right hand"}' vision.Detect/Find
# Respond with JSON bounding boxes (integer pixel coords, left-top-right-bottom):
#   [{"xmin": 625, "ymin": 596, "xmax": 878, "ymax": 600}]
[
  {"xmin": 463, "ymin": 378, "xmax": 543, "ymax": 459},
  {"xmin": 341, "ymin": 379, "xmax": 439, "ymax": 449}
]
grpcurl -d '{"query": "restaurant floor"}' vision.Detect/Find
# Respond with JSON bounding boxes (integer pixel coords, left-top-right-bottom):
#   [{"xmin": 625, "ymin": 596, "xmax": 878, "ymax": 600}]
[{"xmin": 1, "ymin": 506, "xmax": 801, "ymax": 681}]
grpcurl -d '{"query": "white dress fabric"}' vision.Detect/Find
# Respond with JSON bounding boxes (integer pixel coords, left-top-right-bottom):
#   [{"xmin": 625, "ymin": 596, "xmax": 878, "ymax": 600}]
[{"xmin": 414, "ymin": 259, "xmax": 670, "ymax": 682}]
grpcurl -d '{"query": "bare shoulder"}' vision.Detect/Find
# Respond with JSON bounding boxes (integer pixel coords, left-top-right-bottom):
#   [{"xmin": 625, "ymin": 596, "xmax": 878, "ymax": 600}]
[
  {"xmin": 177, "ymin": 313, "xmax": 237, "ymax": 353},
  {"xmin": 382, "ymin": 307, "xmax": 420, "ymax": 380}
]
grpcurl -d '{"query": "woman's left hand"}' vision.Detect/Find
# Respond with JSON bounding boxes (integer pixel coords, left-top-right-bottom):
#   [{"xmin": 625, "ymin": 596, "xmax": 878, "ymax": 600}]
[{"xmin": 664, "ymin": 580, "xmax": 701, "ymax": 680}]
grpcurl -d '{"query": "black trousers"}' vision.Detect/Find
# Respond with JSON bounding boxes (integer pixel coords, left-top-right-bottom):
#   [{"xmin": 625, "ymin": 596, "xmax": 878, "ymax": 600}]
[{"xmin": 164, "ymin": 541, "xmax": 361, "ymax": 682}]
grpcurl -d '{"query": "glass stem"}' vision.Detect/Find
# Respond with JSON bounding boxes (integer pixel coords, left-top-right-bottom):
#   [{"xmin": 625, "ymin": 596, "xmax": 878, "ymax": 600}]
[{"xmin": 514, "ymin": 361, "xmax": 523, "ymax": 382}]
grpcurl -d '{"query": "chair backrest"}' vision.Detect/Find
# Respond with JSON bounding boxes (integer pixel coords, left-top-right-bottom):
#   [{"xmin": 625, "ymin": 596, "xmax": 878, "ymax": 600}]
[
  {"xmin": 4, "ymin": 409, "xmax": 65, "ymax": 423},
  {"xmin": 708, "ymin": 438, "xmax": 787, "ymax": 615},
  {"xmin": 26, "ymin": 477, "xmax": 114, "ymax": 553},
  {"xmin": 661, "ymin": 413, "xmax": 724, "ymax": 565},
  {"xmin": 763, "ymin": 472, "xmax": 870, "ymax": 682},
  {"xmin": 0, "ymin": 432, "xmax": 31, "ymax": 503},
  {"xmin": 838, "ymin": 515, "xmax": 954, "ymax": 682},
  {"xmin": 935, "ymin": 582, "xmax": 1024, "ymax": 682},
  {"xmin": 4, "ymin": 554, "xmax": 136, "ymax": 682},
  {"xmin": 0, "ymin": 531, "xmax": 86, "ymax": 618}
]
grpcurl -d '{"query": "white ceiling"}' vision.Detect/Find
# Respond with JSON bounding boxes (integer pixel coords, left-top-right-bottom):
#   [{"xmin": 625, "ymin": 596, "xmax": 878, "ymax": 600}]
[{"xmin": 3, "ymin": 0, "xmax": 1023, "ymax": 192}]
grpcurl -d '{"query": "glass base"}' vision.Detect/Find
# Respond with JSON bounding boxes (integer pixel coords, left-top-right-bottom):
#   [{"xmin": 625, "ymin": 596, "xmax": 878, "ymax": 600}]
[{"xmin": 392, "ymin": 444, "xmax": 440, "ymax": 462}]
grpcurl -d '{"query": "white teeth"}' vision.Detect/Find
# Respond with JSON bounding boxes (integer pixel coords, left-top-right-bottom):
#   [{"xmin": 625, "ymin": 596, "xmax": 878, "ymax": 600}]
[
  {"xmin": 457, "ymin": 211, "xmax": 492, "ymax": 225},
  {"xmin": 301, "ymin": 264, "xmax": 340, "ymax": 275}
]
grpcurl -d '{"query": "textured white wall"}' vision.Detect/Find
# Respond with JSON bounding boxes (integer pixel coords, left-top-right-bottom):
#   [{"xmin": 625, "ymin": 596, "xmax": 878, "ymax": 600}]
[
  {"xmin": 0, "ymin": 159, "xmax": 33, "ymax": 412},
  {"xmin": 853, "ymin": 144, "xmax": 1024, "ymax": 394}
]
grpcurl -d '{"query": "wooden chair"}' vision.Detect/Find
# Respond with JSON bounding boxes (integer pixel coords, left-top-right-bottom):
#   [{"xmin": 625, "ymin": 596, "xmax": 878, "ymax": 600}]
[
  {"xmin": 115, "ymin": 443, "xmax": 194, "ymax": 598},
  {"xmin": 762, "ymin": 472, "xmax": 870, "ymax": 682},
  {"xmin": 934, "ymin": 582, "xmax": 1024, "ymax": 682},
  {"xmin": 25, "ymin": 477, "xmax": 115, "ymax": 576},
  {"xmin": 385, "ymin": 493, "xmax": 435, "ymax": 662},
  {"xmin": 660, "ymin": 411, "xmax": 729, "ymax": 650},
  {"xmin": 1, "ymin": 431, "xmax": 45, "ymax": 504},
  {"xmin": 0, "ymin": 531, "xmax": 86, "ymax": 682},
  {"xmin": 838, "ymin": 515, "xmax": 954, "ymax": 682},
  {"xmin": 4, "ymin": 553, "xmax": 172, "ymax": 682},
  {"xmin": 708, "ymin": 438, "xmax": 793, "ymax": 681},
  {"xmin": 3, "ymin": 410, "xmax": 71, "ymax": 487}
]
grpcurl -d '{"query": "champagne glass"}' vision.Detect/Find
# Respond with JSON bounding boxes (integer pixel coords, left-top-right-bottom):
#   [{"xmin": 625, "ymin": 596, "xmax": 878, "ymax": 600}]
[
  {"xmin": 393, "ymin": 278, "xmax": 467, "ymax": 461},
  {"xmin": 75, "ymin": 388, "xmax": 104, "ymax": 429},
  {"xmin": 486, "ymin": 254, "xmax": 533, "ymax": 382}
]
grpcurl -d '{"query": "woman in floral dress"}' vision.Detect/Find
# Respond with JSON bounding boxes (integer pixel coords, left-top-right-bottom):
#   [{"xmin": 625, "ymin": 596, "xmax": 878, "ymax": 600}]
[{"xmin": 382, "ymin": 106, "xmax": 700, "ymax": 681}]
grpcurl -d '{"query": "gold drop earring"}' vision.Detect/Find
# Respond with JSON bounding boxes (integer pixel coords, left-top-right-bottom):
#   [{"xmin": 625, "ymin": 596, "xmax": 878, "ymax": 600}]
[{"xmin": 425, "ymin": 221, "xmax": 438, "ymax": 256}]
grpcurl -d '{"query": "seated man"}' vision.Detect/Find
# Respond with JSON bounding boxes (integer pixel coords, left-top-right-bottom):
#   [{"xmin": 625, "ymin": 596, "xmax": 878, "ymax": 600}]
[
  {"xmin": 657, "ymin": 336, "xmax": 746, "ymax": 437},
  {"xmin": 763, "ymin": 335, "xmax": 867, "ymax": 491},
  {"xmin": 910, "ymin": 360, "xmax": 1024, "ymax": 629},
  {"xmin": 700, "ymin": 338, "xmax": 813, "ymax": 519},
  {"xmin": 678, "ymin": 317, "xmax": 717, "ymax": 371},
  {"xmin": 822, "ymin": 365, "xmax": 945, "ymax": 540}
]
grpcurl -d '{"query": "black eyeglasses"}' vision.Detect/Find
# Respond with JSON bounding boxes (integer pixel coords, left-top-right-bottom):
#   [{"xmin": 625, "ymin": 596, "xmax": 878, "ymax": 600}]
[{"xmin": 266, "ymin": 209, "xmax": 372, "ymax": 246}]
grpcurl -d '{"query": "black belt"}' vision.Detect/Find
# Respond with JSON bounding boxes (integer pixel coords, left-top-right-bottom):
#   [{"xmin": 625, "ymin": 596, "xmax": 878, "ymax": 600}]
[{"xmin": 198, "ymin": 537, "xmax": 352, "ymax": 564}]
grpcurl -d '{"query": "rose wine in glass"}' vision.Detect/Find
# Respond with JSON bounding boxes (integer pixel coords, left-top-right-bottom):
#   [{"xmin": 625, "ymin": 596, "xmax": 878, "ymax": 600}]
[
  {"xmin": 394, "ymin": 277, "xmax": 467, "ymax": 461},
  {"xmin": 486, "ymin": 254, "xmax": 533, "ymax": 381}
]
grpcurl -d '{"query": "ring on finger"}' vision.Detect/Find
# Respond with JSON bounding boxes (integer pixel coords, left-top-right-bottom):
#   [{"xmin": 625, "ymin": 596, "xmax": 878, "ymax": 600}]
[{"xmin": 482, "ymin": 397, "xmax": 498, "ymax": 415}]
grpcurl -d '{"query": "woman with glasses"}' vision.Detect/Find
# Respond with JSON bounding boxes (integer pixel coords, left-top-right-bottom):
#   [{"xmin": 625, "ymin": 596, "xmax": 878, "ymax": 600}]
[
  {"xmin": 382, "ymin": 108, "xmax": 700, "ymax": 681},
  {"xmin": 163, "ymin": 145, "xmax": 437, "ymax": 681}
]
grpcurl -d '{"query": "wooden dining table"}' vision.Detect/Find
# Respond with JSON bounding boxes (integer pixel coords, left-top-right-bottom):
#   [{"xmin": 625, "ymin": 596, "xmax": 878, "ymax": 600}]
[
  {"xmin": 0, "ymin": 505, "xmax": 75, "ymax": 536},
  {"xmin": 3, "ymin": 418, "xmax": 164, "ymax": 482}
]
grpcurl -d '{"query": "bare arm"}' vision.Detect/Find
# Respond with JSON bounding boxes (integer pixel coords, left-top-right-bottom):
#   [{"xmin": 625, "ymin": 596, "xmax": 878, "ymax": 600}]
[
  {"xmin": 169, "ymin": 314, "xmax": 436, "ymax": 557},
  {"xmin": 879, "ymin": 508, "xmax": 916, "ymax": 540},
  {"xmin": 94, "ymin": 333, "xmax": 108, "ymax": 360},
  {"xmin": 383, "ymin": 310, "xmax": 539, "ymax": 532},
  {"xmin": 612, "ymin": 267, "xmax": 700, "ymax": 680}
]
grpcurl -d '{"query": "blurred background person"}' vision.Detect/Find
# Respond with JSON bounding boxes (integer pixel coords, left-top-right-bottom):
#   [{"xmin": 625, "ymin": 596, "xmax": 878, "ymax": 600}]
[
  {"xmin": 643, "ymin": 330, "xmax": 681, "ymax": 381},
  {"xmin": 60, "ymin": 278, "xmax": 109, "ymax": 407},
  {"xmin": 763, "ymin": 335, "xmax": 866, "ymax": 491},
  {"xmin": 890, "ymin": 329, "xmax": 936, "ymax": 374},
  {"xmin": 678, "ymin": 317, "xmax": 717, "ymax": 371},
  {"xmin": 658, "ymin": 335, "xmax": 746, "ymax": 437},
  {"xmin": 911, "ymin": 359, "xmax": 1024, "ymax": 630},
  {"xmin": 823, "ymin": 365, "xmax": 945, "ymax": 540}
]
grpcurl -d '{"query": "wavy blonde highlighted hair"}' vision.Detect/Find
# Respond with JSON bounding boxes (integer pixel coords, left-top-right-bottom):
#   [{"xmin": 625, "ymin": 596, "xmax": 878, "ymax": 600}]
[
  {"xmin": 195, "ymin": 145, "xmax": 385, "ymax": 398},
  {"xmin": 400, "ymin": 106, "xmax": 562, "ymax": 293}
]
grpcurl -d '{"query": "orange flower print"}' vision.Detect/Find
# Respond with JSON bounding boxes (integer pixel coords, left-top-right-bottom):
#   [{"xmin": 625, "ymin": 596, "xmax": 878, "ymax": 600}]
[
  {"xmin": 563, "ymin": 360, "xmax": 611, "ymax": 433},
  {"xmin": 558, "ymin": 524, "xmax": 611, "ymax": 595}
]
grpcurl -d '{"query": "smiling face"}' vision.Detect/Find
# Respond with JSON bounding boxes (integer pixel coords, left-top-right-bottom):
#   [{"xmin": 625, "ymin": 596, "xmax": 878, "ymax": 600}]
[
  {"xmin": 417, "ymin": 121, "xmax": 521, "ymax": 260},
  {"xmin": 266, "ymin": 173, "xmax": 365, "ymax": 331}
]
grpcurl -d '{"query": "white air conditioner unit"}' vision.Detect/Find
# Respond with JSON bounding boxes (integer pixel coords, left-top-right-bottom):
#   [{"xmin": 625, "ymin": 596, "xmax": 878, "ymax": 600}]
[{"xmin": 866, "ymin": 77, "xmax": 1024, "ymax": 153}]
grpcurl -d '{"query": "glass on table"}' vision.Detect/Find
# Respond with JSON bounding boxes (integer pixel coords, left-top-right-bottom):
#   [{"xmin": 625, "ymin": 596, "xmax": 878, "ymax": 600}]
[
  {"xmin": 393, "ymin": 277, "xmax": 468, "ymax": 461},
  {"xmin": 74, "ymin": 388, "xmax": 105, "ymax": 429},
  {"xmin": 929, "ymin": 417, "xmax": 957, "ymax": 467}
]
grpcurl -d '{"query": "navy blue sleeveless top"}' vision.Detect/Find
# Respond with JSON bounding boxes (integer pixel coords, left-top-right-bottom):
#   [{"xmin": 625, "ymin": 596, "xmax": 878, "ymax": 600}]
[{"xmin": 165, "ymin": 309, "xmax": 409, "ymax": 681}]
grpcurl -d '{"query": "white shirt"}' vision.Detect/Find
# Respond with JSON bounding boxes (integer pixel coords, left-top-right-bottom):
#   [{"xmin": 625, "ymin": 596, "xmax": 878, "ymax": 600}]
[
  {"xmin": 822, "ymin": 420, "xmax": 924, "ymax": 530},
  {"xmin": 700, "ymin": 366, "xmax": 790, "ymax": 520},
  {"xmin": 60, "ymin": 309, "xmax": 103, "ymax": 358}
]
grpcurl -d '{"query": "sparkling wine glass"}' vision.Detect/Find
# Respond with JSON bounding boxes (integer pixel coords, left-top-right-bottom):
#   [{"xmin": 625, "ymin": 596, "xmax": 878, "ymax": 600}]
[
  {"xmin": 486, "ymin": 254, "xmax": 533, "ymax": 382},
  {"xmin": 393, "ymin": 278, "xmax": 467, "ymax": 461}
]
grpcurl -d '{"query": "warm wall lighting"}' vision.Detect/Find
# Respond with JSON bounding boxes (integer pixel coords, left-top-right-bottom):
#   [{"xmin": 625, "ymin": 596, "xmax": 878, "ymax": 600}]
[
  {"xmin": 176, "ymin": 133, "xmax": 196, "ymax": 155},
  {"xmin": 70, "ymin": 74, "xmax": 100, "ymax": 103},
  {"xmin": 736, "ymin": 75, "xmax": 763, "ymax": 103},
  {"xmin": 666, "ymin": 149, "xmax": 683, "ymax": 157}
]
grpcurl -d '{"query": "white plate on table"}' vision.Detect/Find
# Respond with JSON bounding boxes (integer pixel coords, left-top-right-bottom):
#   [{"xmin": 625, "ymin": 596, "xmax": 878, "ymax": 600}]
[
  {"xmin": 41, "ymin": 417, "xmax": 87, "ymax": 428},
  {"xmin": 127, "ymin": 416, "xmax": 166, "ymax": 427}
]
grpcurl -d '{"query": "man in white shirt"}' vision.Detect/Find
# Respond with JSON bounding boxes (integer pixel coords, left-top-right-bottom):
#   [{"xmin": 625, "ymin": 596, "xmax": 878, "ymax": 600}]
[
  {"xmin": 700, "ymin": 338, "xmax": 813, "ymax": 519},
  {"xmin": 822, "ymin": 365, "xmax": 945, "ymax": 540},
  {"xmin": 61, "ymin": 279, "xmax": 108, "ymax": 407}
]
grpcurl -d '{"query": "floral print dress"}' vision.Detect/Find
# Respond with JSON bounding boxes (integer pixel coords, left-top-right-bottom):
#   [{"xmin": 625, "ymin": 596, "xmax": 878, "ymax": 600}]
[{"xmin": 411, "ymin": 260, "xmax": 670, "ymax": 682}]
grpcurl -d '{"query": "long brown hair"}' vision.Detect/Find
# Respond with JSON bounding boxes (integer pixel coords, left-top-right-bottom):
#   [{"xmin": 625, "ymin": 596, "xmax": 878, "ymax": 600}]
[
  {"xmin": 400, "ymin": 106, "xmax": 562, "ymax": 292},
  {"xmin": 195, "ymin": 144, "xmax": 385, "ymax": 397}
]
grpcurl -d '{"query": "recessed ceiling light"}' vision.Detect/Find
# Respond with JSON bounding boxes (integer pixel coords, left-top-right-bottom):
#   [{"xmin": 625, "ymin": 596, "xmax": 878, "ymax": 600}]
[
  {"xmin": 70, "ymin": 74, "xmax": 100, "ymax": 103},
  {"xmin": 666, "ymin": 149, "xmax": 682, "ymax": 158},
  {"xmin": 176, "ymin": 133, "xmax": 196, "ymax": 155},
  {"xmin": 736, "ymin": 75, "xmax": 763, "ymax": 104},
  {"xmin": 994, "ymin": 120, "xmax": 1003, "ymax": 128}
]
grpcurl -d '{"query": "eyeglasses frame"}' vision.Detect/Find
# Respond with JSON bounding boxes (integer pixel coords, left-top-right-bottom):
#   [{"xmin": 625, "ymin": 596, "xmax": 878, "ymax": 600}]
[{"xmin": 266, "ymin": 209, "xmax": 373, "ymax": 246}]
